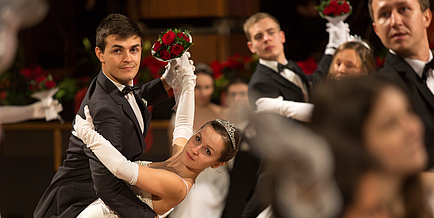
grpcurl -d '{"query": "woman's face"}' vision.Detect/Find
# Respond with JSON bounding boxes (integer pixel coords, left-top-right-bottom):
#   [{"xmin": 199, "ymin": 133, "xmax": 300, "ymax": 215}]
[
  {"xmin": 181, "ymin": 125, "xmax": 225, "ymax": 170},
  {"xmin": 195, "ymin": 73, "xmax": 214, "ymax": 106},
  {"xmin": 330, "ymin": 49, "xmax": 363, "ymax": 79},
  {"xmin": 364, "ymin": 87, "xmax": 426, "ymax": 177}
]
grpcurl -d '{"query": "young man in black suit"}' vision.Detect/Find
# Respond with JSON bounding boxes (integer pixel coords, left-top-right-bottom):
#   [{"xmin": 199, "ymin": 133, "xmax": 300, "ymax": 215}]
[
  {"xmin": 34, "ymin": 13, "xmax": 184, "ymax": 217},
  {"xmin": 244, "ymin": 12, "xmax": 344, "ymax": 123},
  {"xmin": 369, "ymin": 0, "xmax": 434, "ymax": 168},
  {"xmin": 240, "ymin": 12, "xmax": 348, "ymax": 217}
]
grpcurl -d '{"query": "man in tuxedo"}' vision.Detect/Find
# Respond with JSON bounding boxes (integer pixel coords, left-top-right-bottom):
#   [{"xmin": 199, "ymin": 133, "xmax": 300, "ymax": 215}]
[
  {"xmin": 369, "ymin": 0, "xmax": 434, "ymax": 168},
  {"xmin": 34, "ymin": 13, "xmax": 181, "ymax": 217},
  {"xmin": 240, "ymin": 12, "xmax": 348, "ymax": 217},
  {"xmin": 244, "ymin": 12, "xmax": 342, "ymax": 122}
]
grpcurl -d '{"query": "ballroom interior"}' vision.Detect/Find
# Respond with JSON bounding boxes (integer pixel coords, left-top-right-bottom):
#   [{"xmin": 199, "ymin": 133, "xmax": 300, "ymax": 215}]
[{"xmin": 0, "ymin": 0, "xmax": 407, "ymax": 217}]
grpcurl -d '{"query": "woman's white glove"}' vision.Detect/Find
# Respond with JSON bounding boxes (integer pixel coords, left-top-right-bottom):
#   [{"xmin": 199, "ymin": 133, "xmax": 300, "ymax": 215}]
[
  {"xmin": 255, "ymin": 96, "xmax": 314, "ymax": 122},
  {"xmin": 172, "ymin": 71, "xmax": 196, "ymax": 142},
  {"xmin": 171, "ymin": 52, "xmax": 195, "ymax": 110},
  {"xmin": 72, "ymin": 106, "xmax": 139, "ymax": 185},
  {"xmin": 162, "ymin": 52, "xmax": 195, "ymax": 89},
  {"xmin": 0, "ymin": 100, "xmax": 62, "ymax": 124}
]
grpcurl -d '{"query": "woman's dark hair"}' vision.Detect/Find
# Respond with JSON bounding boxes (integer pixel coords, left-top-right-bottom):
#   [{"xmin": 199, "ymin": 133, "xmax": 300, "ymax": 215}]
[
  {"xmin": 199, "ymin": 120, "xmax": 240, "ymax": 162},
  {"xmin": 225, "ymin": 77, "xmax": 249, "ymax": 93},
  {"xmin": 96, "ymin": 13, "xmax": 143, "ymax": 52},
  {"xmin": 194, "ymin": 63, "xmax": 215, "ymax": 83},
  {"xmin": 309, "ymin": 75, "xmax": 431, "ymax": 218}
]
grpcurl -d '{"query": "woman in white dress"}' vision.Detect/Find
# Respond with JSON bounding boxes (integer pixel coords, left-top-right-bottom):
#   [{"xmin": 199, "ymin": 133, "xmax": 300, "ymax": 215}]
[{"xmin": 74, "ymin": 61, "xmax": 240, "ymax": 217}]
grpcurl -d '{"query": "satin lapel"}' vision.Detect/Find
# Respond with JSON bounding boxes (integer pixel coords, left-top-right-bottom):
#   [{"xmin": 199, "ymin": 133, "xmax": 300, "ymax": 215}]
[
  {"xmin": 265, "ymin": 67, "xmax": 305, "ymax": 98},
  {"xmin": 99, "ymin": 73, "xmax": 146, "ymax": 150},
  {"xmin": 387, "ymin": 54, "xmax": 434, "ymax": 109},
  {"xmin": 133, "ymin": 93, "xmax": 151, "ymax": 137}
]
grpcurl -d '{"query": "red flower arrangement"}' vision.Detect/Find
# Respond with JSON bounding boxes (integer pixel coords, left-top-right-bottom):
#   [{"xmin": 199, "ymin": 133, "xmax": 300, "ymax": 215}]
[
  {"xmin": 151, "ymin": 28, "xmax": 193, "ymax": 61},
  {"xmin": 20, "ymin": 65, "xmax": 56, "ymax": 93},
  {"xmin": 316, "ymin": 0, "xmax": 352, "ymax": 18}
]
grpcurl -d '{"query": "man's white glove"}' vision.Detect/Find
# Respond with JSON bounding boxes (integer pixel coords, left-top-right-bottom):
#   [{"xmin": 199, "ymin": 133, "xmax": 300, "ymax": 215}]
[
  {"xmin": 162, "ymin": 52, "xmax": 195, "ymax": 89},
  {"xmin": 325, "ymin": 21, "xmax": 350, "ymax": 55},
  {"xmin": 72, "ymin": 106, "xmax": 139, "ymax": 185},
  {"xmin": 255, "ymin": 96, "xmax": 314, "ymax": 122}
]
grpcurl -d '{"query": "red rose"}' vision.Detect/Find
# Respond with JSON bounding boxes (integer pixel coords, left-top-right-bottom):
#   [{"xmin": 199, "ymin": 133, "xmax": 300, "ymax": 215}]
[
  {"xmin": 20, "ymin": 68, "xmax": 32, "ymax": 78},
  {"xmin": 162, "ymin": 31, "xmax": 176, "ymax": 45},
  {"xmin": 159, "ymin": 50, "xmax": 171, "ymax": 60},
  {"xmin": 329, "ymin": 0, "xmax": 338, "ymax": 7},
  {"xmin": 0, "ymin": 91, "xmax": 7, "ymax": 100},
  {"xmin": 334, "ymin": 5, "xmax": 342, "ymax": 15},
  {"xmin": 170, "ymin": 44, "xmax": 184, "ymax": 56},
  {"xmin": 323, "ymin": 6, "xmax": 332, "ymax": 15},
  {"xmin": 177, "ymin": 32, "xmax": 190, "ymax": 42},
  {"xmin": 341, "ymin": 2, "xmax": 350, "ymax": 13},
  {"xmin": 36, "ymin": 76, "xmax": 46, "ymax": 83},
  {"xmin": 153, "ymin": 41, "xmax": 162, "ymax": 51},
  {"xmin": 45, "ymin": 80, "xmax": 56, "ymax": 89}
]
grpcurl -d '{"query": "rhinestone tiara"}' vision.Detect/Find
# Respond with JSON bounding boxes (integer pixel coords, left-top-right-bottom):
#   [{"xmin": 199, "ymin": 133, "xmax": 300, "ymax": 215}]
[
  {"xmin": 348, "ymin": 35, "xmax": 370, "ymax": 50},
  {"xmin": 216, "ymin": 119, "xmax": 236, "ymax": 149}
]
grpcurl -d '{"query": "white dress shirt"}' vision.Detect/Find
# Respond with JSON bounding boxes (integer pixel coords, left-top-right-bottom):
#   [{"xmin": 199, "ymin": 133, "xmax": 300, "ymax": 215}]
[
  {"xmin": 259, "ymin": 59, "xmax": 309, "ymax": 101},
  {"xmin": 103, "ymin": 72, "xmax": 144, "ymax": 133}
]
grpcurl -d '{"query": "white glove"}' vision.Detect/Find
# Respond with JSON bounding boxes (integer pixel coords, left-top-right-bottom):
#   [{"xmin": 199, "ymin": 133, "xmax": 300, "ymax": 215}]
[
  {"xmin": 325, "ymin": 21, "xmax": 350, "ymax": 55},
  {"xmin": 162, "ymin": 52, "xmax": 195, "ymax": 89},
  {"xmin": 32, "ymin": 99, "xmax": 63, "ymax": 120},
  {"xmin": 255, "ymin": 96, "xmax": 314, "ymax": 122},
  {"xmin": 171, "ymin": 52, "xmax": 195, "ymax": 110},
  {"xmin": 0, "ymin": 99, "xmax": 62, "ymax": 124},
  {"xmin": 172, "ymin": 73, "xmax": 196, "ymax": 142},
  {"xmin": 72, "ymin": 106, "xmax": 139, "ymax": 185}
]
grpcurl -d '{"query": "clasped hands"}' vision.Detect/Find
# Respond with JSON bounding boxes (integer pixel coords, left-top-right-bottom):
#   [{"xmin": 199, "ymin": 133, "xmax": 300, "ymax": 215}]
[{"xmin": 162, "ymin": 51, "xmax": 195, "ymax": 90}]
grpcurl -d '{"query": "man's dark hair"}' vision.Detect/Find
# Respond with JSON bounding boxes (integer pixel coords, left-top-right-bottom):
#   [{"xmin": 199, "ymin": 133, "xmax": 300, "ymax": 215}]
[{"xmin": 96, "ymin": 13, "xmax": 143, "ymax": 52}]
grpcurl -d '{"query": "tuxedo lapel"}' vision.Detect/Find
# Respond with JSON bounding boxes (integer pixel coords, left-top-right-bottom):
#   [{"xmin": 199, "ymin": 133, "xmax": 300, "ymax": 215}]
[
  {"xmin": 263, "ymin": 66, "xmax": 305, "ymax": 99},
  {"xmin": 386, "ymin": 54, "xmax": 434, "ymax": 109},
  {"xmin": 288, "ymin": 60, "xmax": 311, "ymax": 93},
  {"xmin": 98, "ymin": 73, "xmax": 146, "ymax": 150}
]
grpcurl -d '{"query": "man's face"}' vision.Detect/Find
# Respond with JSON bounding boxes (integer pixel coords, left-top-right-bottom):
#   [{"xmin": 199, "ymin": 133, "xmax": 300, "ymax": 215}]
[
  {"xmin": 371, "ymin": 0, "xmax": 432, "ymax": 58},
  {"xmin": 95, "ymin": 35, "xmax": 142, "ymax": 85},
  {"xmin": 247, "ymin": 18, "xmax": 286, "ymax": 62}
]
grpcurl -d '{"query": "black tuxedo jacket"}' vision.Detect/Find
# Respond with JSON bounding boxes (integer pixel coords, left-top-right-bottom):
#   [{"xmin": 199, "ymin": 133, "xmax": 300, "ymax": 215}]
[
  {"xmin": 242, "ymin": 55, "xmax": 331, "ymax": 217},
  {"xmin": 34, "ymin": 71, "xmax": 168, "ymax": 218},
  {"xmin": 248, "ymin": 54, "xmax": 332, "ymax": 111},
  {"xmin": 374, "ymin": 52, "xmax": 434, "ymax": 168}
]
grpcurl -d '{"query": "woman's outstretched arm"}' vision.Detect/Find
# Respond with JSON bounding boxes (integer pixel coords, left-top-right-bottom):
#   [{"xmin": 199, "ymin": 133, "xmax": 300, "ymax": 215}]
[{"xmin": 171, "ymin": 54, "xmax": 196, "ymax": 155}]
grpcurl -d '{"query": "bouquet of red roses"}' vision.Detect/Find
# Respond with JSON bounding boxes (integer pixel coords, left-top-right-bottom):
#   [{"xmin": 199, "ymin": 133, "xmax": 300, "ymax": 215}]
[
  {"xmin": 316, "ymin": 0, "xmax": 352, "ymax": 25},
  {"xmin": 151, "ymin": 28, "xmax": 193, "ymax": 61},
  {"xmin": 316, "ymin": 0, "xmax": 352, "ymax": 18}
]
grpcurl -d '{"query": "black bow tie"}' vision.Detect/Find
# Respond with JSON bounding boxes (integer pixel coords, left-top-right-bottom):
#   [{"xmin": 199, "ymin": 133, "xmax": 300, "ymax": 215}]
[
  {"xmin": 422, "ymin": 59, "xmax": 434, "ymax": 82},
  {"xmin": 121, "ymin": 85, "xmax": 141, "ymax": 96},
  {"xmin": 278, "ymin": 62, "xmax": 297, "ymax": 73}
]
